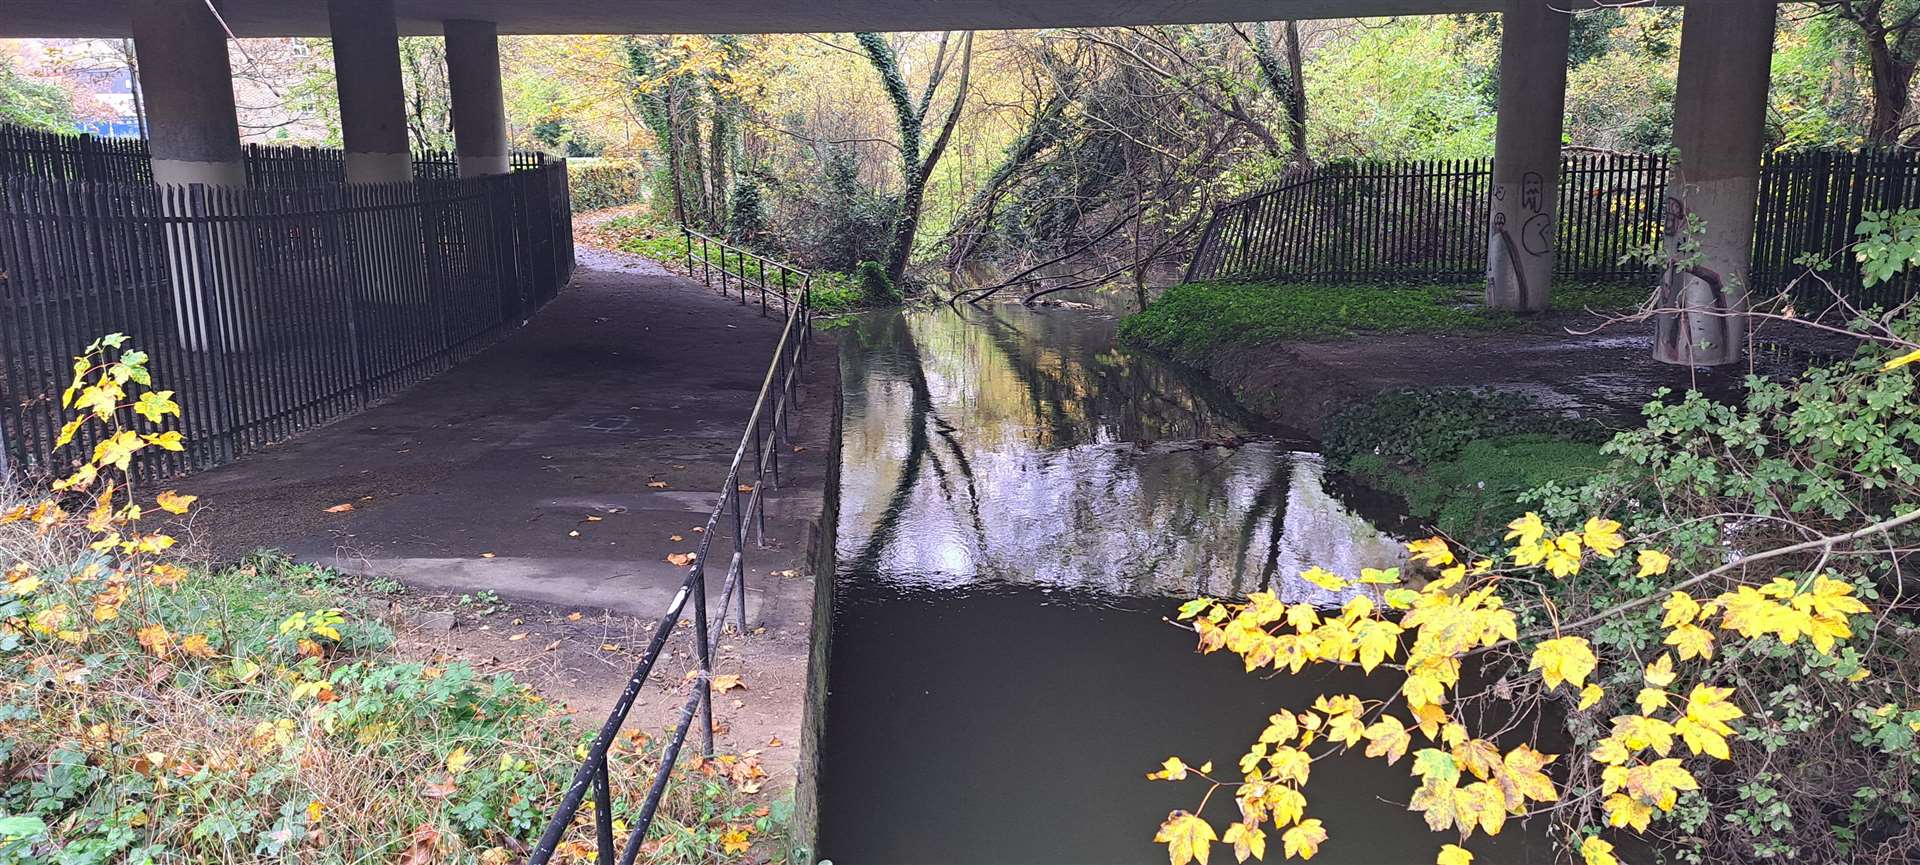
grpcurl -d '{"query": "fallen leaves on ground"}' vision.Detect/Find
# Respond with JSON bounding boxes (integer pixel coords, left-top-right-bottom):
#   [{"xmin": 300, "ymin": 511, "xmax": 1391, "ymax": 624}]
[
  {"xmin": 666, "ymin": 552, "xmax": 696, "ymax": 567},
  {"xmin": 324, "ymin": 503, "xmax": 354, "ymax": 513}
]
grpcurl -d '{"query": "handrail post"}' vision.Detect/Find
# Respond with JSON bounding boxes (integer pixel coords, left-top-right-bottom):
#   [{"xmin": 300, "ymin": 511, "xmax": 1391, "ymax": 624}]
[
  {"xmin": 731, "ymin": 485, "xmax": 749, "ymax": 625},
  {"xmin": 683, "ymin": 225, "xmax": 694, "ymax": 277},
  {"xmin": 691, "ymin": 563, "xmax": 716, "ymax": 760},
  {"xmin": 700, "ymin": 235, "xmax": 711, "ymax": 287},
  {"xmin": 592, "ymin": 761, "xmax": 614, "ymax": 865}
]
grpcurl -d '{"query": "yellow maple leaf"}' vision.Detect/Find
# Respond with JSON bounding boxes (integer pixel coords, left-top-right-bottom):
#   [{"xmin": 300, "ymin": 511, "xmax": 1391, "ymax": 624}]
[
  {"xmin": 1155, "ymin": 811, "xmax": 1218, "ymax": 865},
  {"xmin": 1529, "ymin": 636, "xmax": 1597, "ymax": 690},
  {"xmin": 1581, "ymin": 517, "xmax": 1626, "ymax": 559},
  {"xmin": 1644, "ymin": 653, "xmax": 1677, "ymax": 688},
  {"xmin": 1260, "ymin": 713, "xmax": 1300, "ymax": 745},
  {"xmin": 1664, "ymin": 623, "xmax": 1715, "ymax": 660},
  {"xmin": 1578, "ymin": 683, "xmax": 1605, "ymax": 710},
  {"xmin": 720, "ymin": 827, "xmax": 751, "ymax": 855},
  {"xmin": 446, "ymin": 746, "xmax": 473, "ymax": 775},
  {"xmin": 135, "ymin": 623, "xmax": 171, "ymax": 657},
  {"xmin": 1637, "ymin": 549, "xmax": 1673, "ymax": 578},
  {"xmin": 1805, "ymin": 613, "xmax": 1853, "ymax": 655},
  {"xmin": 1363, "ymin": 715, "xmax": 1412, "ymax": 765},
  {"xmin": 1504, "ymin": 512, "xmax": 1546, "ymax": 548},
  {"xmin": 1406, "ymin": 536, "xmax": 1454, "ymax": 567},
  {"xmin": 1285, "ymin": 603, "xmax": 1319, "ymax": 633},
  {"xmin": 133, "ymin": 390, "xmax": 179, "ymax": 423},
  {"xmin": 1437, "ymin": 844, "xmax": 1473, "ymax": 865},
  {"xmin": 1661, "ymin": 591, "xmax": 1699, "ymax": 628},
  {"xmin": 180, "ymin": 633, "xmax": 216, "ymax": 659},
  {"xmin": 1626, "ymin": 758, "xmax": 1699, "ymax": 811},
  {"xmin": 1502, "ymin": 745, "xmax": 1559, "ymax": 804},
  {"xmin": 1580, "ymin": 836, "xmax": 1619, "ymax": 865},
  {"xmin": 1792, "ymin": 575, "xmax": 1868, "ymax": 622},
  {"xmin": 1268, "ymin": 747, "xmax": 1312, "ymax": 785},
  {"xmin": 1300, "ymin": 567, "xmax": 1348, "ymax": 591},
  {"xmin": 1280, "ymin": 818, "xmax": 1326, "ymax": 860},
  {"xmin": 1148, "ymin": 756, "xmax": 1192, "ymax": 781},
  {"xmin": 1354, "ymin": 619, "xmax": 1402, "ymax": 673},
  {"xmin": 1611, "ymin": 713, "xmax": 1678, "ymax": 756},
  {"xmin": 142, "ymin": 430, "xmax": 184, "ymax": 452},
  {"xmin": 1454, "ymin": 780, "xmax": 1507, "ymax": 837},
  {"xmin": 154, "ymin": 490, "xmax": 197, "ymax": 515},
  {"xmin": 1543, "ymin": 533, "xmax": 1585, "ymax": 578},
  {"xmin": 1604, "ymin": 792, "xmax": 1653, "ymax": 831},
  {"xmin": 92, "ymin": 431, "xmax": 145, "ymax": 471},
  {"xmin": 1222, "ymin": 822, "xmax": 1267, "ymax": 863}
]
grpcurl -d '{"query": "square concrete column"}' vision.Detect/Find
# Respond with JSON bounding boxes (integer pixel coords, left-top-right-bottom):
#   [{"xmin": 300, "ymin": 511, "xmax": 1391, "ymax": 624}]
[
  {"xmin": 1653, "ymin": 0, "xmax": 1778, "ymax": 367},
  {"xmin": 328, "ymin": 0, "xmax": 413, "ymax": 183},
  {"xmin": 131, "ymin": 0, "xmax": 251, "ymax": 352},
  {"xmin": 130, "ymin": 0, "xmax": 244, "ymax": 188},
  {"xmin": 1485, "ymin": 0, "xmax": 1571, "ymax": 313},
  {"xmin": 445, "ymin": 19, "xmax": 511, "ymax": 177}
]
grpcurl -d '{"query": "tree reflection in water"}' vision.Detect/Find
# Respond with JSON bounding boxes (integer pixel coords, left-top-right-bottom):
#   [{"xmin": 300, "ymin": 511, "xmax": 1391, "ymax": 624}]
[{"xmin": 836, "ymin": 304, "xmax": 1404, "ymax": 602}]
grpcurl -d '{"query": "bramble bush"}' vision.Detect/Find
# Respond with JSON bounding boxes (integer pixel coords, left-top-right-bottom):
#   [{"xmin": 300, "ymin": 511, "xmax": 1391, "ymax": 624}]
[
  {"xmin": 1153, "ymin": 234, "xmax": 1920, "ymax": 864},
  {"xmin": 0, "ymin": 337, "xmax": 781, "ymax": 864}
]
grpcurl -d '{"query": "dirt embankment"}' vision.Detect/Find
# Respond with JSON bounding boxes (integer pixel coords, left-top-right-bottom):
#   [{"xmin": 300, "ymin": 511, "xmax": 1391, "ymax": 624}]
[{"xmin": 1160, "ymin": 318, "xmax": 1843, "ymax": 437}]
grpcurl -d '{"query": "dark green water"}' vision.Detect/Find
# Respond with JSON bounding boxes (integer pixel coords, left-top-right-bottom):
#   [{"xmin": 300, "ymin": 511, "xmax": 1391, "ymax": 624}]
[{"xmin": 816, "ymin": 305, "xmax": 1555, "ymax": 864}]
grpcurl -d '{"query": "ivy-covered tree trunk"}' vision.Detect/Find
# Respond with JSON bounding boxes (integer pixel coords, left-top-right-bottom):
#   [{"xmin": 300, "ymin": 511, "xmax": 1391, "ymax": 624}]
[
  {"xmin": 857, "ymin": 31, "xmax": 973, "ymax": 287},
  {"xmin": 708, "ymin": 102, "xmax": 731, "ymax": 234},
  {"xmin": 1253, "ymin": 22, "xmax": 1310, "ymax": 164}
]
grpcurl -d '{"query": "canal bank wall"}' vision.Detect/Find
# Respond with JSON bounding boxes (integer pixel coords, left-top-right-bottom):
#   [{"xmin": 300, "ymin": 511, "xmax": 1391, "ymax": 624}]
[{"xmin": 790, "ymin": 373, "xmax": 844, "ymax": 862}]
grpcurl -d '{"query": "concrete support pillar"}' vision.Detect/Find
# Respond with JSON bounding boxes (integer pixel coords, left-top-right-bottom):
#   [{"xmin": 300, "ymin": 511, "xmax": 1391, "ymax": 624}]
[
  {"xmin": 130, "ymin": 0, "xmax": 244, "ymax": 188},
  {"xmin": 131, "ymin": 0, "xmax": 249, "ymax": 352},
  {"xmin": 1653, "ymin": 0, "xmax": 1777, "ymax": 366},
  {"xmin": 445, "ymin": 19, "xmax": 511, "ymax": 177},
  {"xmin": 328, "ymin": 0, "xmax": 413, "ymax": 184},
  {"xmin": 1485, "ymin": 0, "xmax": 1571, "ymax": 313}
]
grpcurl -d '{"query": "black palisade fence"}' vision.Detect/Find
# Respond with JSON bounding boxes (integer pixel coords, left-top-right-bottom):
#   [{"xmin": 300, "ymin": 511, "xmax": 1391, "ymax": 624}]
[
  {"xmin": 1, "ymin": 123, "xmax": 549, "ymax": 188},
  {"xmin": 0, "ymin": 126, "xmax": 154, "ymax": 184},
  {"xmin": 0, "ymin": 161, "xmax": 575, "ymax": 481},
  {"xmin": 1188, "ymin": 149, "xmax": 1920, "ymax": 309}
]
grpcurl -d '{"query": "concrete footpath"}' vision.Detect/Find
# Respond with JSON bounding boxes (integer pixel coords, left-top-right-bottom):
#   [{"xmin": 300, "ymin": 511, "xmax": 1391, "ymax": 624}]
[{"xmin": 177, "ymin": 245, "xmax": 839, "ymax": 801}]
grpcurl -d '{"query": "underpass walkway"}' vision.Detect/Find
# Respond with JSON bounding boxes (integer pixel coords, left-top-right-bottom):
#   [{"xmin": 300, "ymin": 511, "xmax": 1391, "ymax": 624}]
[{"xmin": 183, "ymin": 247, "xmax": 834, "ymax": 624}]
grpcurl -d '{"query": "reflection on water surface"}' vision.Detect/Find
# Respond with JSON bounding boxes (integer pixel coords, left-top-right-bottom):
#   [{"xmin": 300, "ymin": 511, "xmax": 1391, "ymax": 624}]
[{"xmin": 818, "ymin": 304, "xmax": 1553, "ymax": 864}]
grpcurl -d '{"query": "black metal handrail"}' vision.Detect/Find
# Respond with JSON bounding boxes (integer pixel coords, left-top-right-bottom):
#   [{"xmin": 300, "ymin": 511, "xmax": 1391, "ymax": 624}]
[
  {"xmin": 683, "ymin": 226, "xmax": 811, "ymax": 320},
  {"xmin": 526, "ymin": 229, "xmax": 813, "ymax": 865}
]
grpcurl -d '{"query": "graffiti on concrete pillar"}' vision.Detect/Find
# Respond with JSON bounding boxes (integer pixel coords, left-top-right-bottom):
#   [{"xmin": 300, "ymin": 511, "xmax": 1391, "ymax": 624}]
[
  {"xmin": 1654, "ymin": 193, "xmax": 1738, "ymax": 363},
  {"xmin": 1521, "ymin": 171, "xmax": 1544, "ymax": 213},
  {"xmin": 1489, "ymin": 208, "xmax": 1532, "ymax": 308},
  {"xmin": 1522, "ymin": 214, "xmax": 1552, "ymax": 256}
]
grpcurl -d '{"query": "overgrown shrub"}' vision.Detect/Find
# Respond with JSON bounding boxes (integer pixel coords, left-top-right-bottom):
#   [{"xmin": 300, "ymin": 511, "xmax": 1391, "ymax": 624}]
[
  {"xmin": 728, "ymin": 177, "xmax": 768, "ymax": 242},
  {"xmin": 1157, "ymin": 314, "xmax": 1920, "ymax": 865},
  {"xmin": 569, "ymin": 159, "xmax": 651, "ymax": 212},
  {"xmin": 857, "ymin": 260, "xmax": 900, "ymax": 306},
  {"xmin": 782, "ymin": 146, "xmax": 896, "ymax": 274}
]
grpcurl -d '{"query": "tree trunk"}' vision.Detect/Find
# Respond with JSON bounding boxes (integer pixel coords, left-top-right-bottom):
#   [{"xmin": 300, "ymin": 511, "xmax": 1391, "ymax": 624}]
[
  {"xmin": 709, "ymin": 103, "xmax": 730, "ymax": 234},
  {"xmin": 1282, "ymin": 21, "xmax": 1309, "ymax": 164}
]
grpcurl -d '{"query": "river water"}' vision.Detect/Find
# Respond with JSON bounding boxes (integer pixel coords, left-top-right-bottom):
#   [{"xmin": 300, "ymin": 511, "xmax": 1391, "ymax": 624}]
[{"xmin": 816, "ymin": 305, "xmax": 1555, "ymax": 864}]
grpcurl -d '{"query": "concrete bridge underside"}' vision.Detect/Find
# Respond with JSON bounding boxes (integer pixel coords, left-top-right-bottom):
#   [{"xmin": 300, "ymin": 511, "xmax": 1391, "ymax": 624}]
[
  {"xmin": 6, "ymin": 0, "xmax": 1785, "ymax": 366},
  {"xmin": 13, "ymin": 0, "xmax": 1566, "ymax": 37}
]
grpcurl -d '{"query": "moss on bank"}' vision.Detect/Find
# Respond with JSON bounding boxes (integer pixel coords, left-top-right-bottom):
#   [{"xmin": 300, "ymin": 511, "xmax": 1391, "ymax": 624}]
[
  {"xmin": 1117, "ymin": 278, "xmax": 1648, "ymax": 364},
  {"xmin": 1320, "ymin": 389, "xmax": 1612, "ymax": 541}
]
